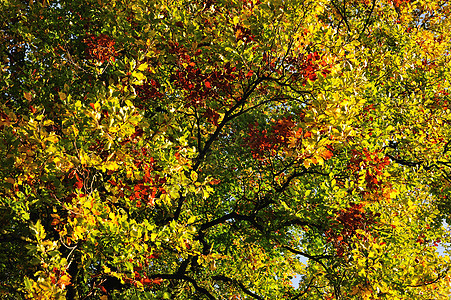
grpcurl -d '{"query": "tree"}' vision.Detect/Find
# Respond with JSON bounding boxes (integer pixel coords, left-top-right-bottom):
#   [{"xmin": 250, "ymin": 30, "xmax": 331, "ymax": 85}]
[{"xmin": 1, "ymin": 0, "xmax": 451, "ymax": 298}]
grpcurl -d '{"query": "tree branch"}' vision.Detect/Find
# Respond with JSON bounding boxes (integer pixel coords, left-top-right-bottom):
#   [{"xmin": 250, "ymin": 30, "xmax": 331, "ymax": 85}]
[
  {"xmin": 212, "ymin": 275, "xmax": 264, "ymax": 300},
  {"xmin": 282, "ymin": 245, "xmax": 332, "ymax": 263},
  {"xmin": 149, "ymin": 274, "xmax": 216, "ymax": 300},
  {"xmin": 290, "ymin": 276, "xmax": 315, "ymax": 300},
  {"xmin": 359, "ymin": 0, "xmax": 376, "ymax": 38},
  {"xmin": 200, "ymin": 211, "xmax": 262, "ymax": 232}
]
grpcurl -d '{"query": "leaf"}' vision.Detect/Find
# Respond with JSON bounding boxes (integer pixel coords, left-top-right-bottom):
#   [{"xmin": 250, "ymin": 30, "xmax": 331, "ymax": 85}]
[
  {"xmin": 24, "ymin": 277, "xmax": 33, "ymax": 291},
  {"xmin": 190, "ymin": 171, "xmax": 198, "ymax": 182},
  {"xmin": 74, "ymin": 180, "xmax": 83, "ymax": 189},
  {"xmin": 132, "ymin": 71, "xmax": 146, "ymax": 81},
  {"xmin": 137, "ymin": 62, "xmax": 148, "ymax": 71},
  {"xmin": 43, "ymin": 120, "xmax": 54, "ymax": 126},
  {"xmin": 5, "ymin": 1, "xmax": 451, "ymax": 299},
  {"xmin": 59, "ymin": 275, "xmax": 71, "ymax": 287},
  {"xmin": 24, "ymin": 92, "xmax": 32, "ymax": 102},
  {"xmin": 104, "ymin": 161, "xmax": 119, "ymax": 171},
  {"xmin": 79, "ymin": 149, "xmax": 88, "ymax": 165},
  {"xmin": 321, "ymin": 149, "xmax": 333, "ymax": 160},
  {"xmin": 45, "ymin": 134, "xmax": 59, "ymax": 143},
  {"xmin": 58, "ymin": 92, "xmax": 67, "ymax": 101}
]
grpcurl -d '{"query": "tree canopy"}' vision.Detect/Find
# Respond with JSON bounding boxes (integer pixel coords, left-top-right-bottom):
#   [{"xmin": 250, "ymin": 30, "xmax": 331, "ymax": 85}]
[{"xmin": 1, "ymin": 0, "xmax": 451, "ymax": 299}]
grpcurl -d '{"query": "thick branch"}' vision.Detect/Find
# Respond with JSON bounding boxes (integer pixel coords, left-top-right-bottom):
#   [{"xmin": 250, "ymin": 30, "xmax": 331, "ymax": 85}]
[
  {"xmin": 200, "ymin": 211, "xmax": 261, "ymax": 232},
  {"xmin": 404, "ymin": 267, "xmax": 449, "ymax": 288},
  {"xmin": 290, "ymin": 276, "xmax": 315, "ymax": 300},
  {"xmin": 0, "ymin": 233, "xmax": 35, "ymax": 244},
  {"xmin": 193, "ymin": 77, "xmax": 264, "ymax": 170},
  {"xmin": 331, "ymin": 0, "xmax": 351, "ymax": 32},
  {"xmin": 359, "ymin": 0, "xmax": 376, "ymax": 38},
  {"xmin": 212, "ymin": 275, "xmax": 264, "ymax": 300},
  {"xmin": 282, "ymin": 245, "xmax": 332, "ymax": 263},
  {"xmin": 149, "ymin": 274, "xmax": 216, "ymax": 300},
  {"xmin": 386, "ymin": 154, "xmax": 432, "ymax": 170},
  {"xmin": 280, "ymin": 218, "xmax": 324, "ymax": 231}
]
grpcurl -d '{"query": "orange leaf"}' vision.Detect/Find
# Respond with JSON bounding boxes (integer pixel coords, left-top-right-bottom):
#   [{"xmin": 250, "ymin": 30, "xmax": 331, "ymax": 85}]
[{"xmin": 322, "ymin": 149, "xmax": 333, "ymax": 160}]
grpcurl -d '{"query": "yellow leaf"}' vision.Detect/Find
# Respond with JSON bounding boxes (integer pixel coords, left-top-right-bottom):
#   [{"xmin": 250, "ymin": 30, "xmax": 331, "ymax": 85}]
[
  {"xmin": 132, "ymin": 71, "xmax": 146, "ymax": 81},
  {"xmin": 190, "ymin": 171, "xmax": 198, "ymax": 182},
  {"xmin": 45, "ymin": 135, "xmax": 59, "ymax": 143},
  {"xmin": 73, "ymin": 226, "xmax": 86, "ymax": 240},
  {"xmin": 79, "ymin": 149, "xmax": 88, "ymax": 165},
  {"xmin": 315, "ymin": 5, "xmax": 324, "ymax": 14},
  {"xmin": 104, "ymin": 161, "xmax": 119, "ymax": 171},
  {"xmin": 43, "ymin": 119, "xmax": 54, "ymax": 126},
  {"xmin": 109, "ymin": 126, "xmax": 119, "ymax": 133},
  {"xmin": 137, "ymin": 62, "xmax": 148, "ymax": 71},
  {"xmin": 71, "ymin": 125, "xmax": 79, "ymax": 137}
]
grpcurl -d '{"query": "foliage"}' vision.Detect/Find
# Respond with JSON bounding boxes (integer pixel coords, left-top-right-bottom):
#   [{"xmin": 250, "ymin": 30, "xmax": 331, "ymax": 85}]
[{"xmin": 1, "ymin": 0, "xmax": 451, "ymax": 299}]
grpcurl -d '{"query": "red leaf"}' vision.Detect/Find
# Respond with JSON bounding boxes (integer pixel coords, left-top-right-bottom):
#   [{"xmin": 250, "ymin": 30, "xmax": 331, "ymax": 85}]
[
  {"xmin": 89, "ymin": 103, "xmax": 95, "ymax": 110},
  {"xmin": 74, "ymin": 180, "xmax": 83, "ymax": 189},
  {"xmin": 100, "ymin": 285, "xmax": 107, "ymax": 294},
  {"xmin": 205, "ymin": 81, "xmax": 211, "ymax": 89},
  {"xmin": 148, "ymin": 253, "xmax": 160, "ymax": 259},
  {"xmin": 246, "ymin": 70, "xmax": 254, "ymax": 78},
  {"xmin": 204, "ymin": 107, "xmax": 220, "ymax": 126}
]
